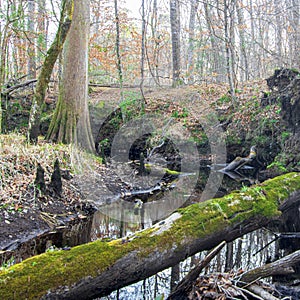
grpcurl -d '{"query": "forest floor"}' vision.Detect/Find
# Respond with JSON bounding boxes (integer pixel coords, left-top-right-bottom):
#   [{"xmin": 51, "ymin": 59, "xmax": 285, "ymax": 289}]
[{"xmin": 0, "ymin": 78, "xmax": 288, "ymax": 265}]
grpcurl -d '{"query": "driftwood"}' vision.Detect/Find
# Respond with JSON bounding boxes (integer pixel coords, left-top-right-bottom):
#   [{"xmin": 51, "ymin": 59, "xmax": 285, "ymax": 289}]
[
  {"xmin": 167, "ymin": 241, "xmax": 226, "ymax": 300},
  {"xmin": 221, "ymin": 145, "xmax": 257, "ymax": 172},
  {"xmin": 0, "ymin": 172, "xmax": 300, "ymax": 299}
]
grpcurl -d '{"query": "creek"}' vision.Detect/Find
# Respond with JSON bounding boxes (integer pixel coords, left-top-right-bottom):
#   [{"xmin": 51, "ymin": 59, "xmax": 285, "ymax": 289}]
[{"xmin": 0, "ymin": 153, "xmax": 272, "ymax": 300}]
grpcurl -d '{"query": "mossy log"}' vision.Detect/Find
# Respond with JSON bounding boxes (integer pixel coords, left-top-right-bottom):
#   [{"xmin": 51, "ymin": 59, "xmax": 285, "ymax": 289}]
[{"xmin": 1, "ymin": 173, "xmax": 300, "ymax": 299}]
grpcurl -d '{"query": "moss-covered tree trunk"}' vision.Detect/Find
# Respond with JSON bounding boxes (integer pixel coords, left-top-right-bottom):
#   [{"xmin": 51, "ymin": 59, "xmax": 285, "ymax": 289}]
[
  {"xmin": 28, "ymin": 0, "xmax": 72, "ymax": 143},
  {"xmin": 46, "ymin": 0, "xmax": 94, "ymax": 152},
  {"xmin": 1, "ymin": 173, "xmax": 300, "ymax": 299}
]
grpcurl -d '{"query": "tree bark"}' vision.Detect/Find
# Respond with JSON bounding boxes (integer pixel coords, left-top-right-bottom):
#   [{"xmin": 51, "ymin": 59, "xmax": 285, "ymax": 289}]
[
  {"xmin": 170, "ymin": 0, "xmax": 181, "ymax": 87},
  {"xmin": 28, "ymin": 0, "xmax": 72, "ymax": 143},
  {"xmin": 1, "ymin": 172, "xmax": 300, "ymax": 299},
  {"xmin": 46, "ymin": 0, "xmax": 94, "ymax": 152},
  {"xmin": 114, "ymin": 0, "xmax": 124, "ymax": 102},
  {"xmin": 27, "ymin": 0, "xmax": 36, "ymax": 79},
  {"xmin": 238, "ymin": 249, "xmax": 300, "ymax": 283},
  {"xmin": 224, "ymin": 0, "xmax": 236, "ymax": 99},
  {"xmin": 236, "ymin": 1, "xmax": 249, "ymax": 81},
  {"xmin": 149, "ymin": 0, "xmax": 160, "ymax": 85},
  {"xmin": 187, "ymin": 0, "xmax": 199, "ymax": 83},
  {"xmin": 37, "ymin": 0, "xmax": 47, "ymax": 65}
]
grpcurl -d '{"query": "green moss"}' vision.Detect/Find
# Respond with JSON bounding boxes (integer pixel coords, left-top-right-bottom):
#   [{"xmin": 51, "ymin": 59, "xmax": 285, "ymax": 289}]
[{"xmin": 0, "ymin": 241, "xmax": 127, "ymax": 299}]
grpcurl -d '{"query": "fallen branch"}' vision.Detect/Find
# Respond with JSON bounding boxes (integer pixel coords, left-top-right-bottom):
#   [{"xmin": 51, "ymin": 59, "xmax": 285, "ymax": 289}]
[
  {"xmin": 237, "ymin": 249, "xmax": 300, "ymax": 283},
  {"xmin": 245, "ymin": 284, "xmax": 279, "ymax": 300},
  {"xmin": 1, "ymin": 79, "xmax": 37, "ymax": 95},
  {"xmin": 221, "ymin": 146, "xmax": 257, "ymax": 172},
  {"xmin": 167, "ymin": 241, "xmax": 226, "ymax": 300}
]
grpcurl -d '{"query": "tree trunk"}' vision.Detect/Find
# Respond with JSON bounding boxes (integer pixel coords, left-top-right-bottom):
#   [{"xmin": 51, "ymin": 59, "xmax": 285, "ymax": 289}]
[
  {"xmin": 1, "ymin": 173, "xmax": 300, "ymax": 299},
  {"xmin": 170, "ymin": 0, "xmax": 181, "ymax": 87},
  {"xmin": 37, "ymin": 0, "xmax": 47, "ymax": 65},
  {"xmin": 28, "ymin": 0, "xmax": 72, "ymax": 143},
  {"xmin": 27, "ymin": 0, "xmax": 36, "ymax": 79},
  {"xmin": 203, "ymin": 1, "xmax": 223, "ymax": 83},
  {"xmin": 292, "ymin": 0, "xmax": 300, "ymax": 68},
  {"xmin": 236, "ymin": 1, "xmax": 249, "ymax": 81},
  {"xmin": 46, "ymin": 0, "xmax": 94, "ymax": 152},
  {"xmin": 274, "ymin": 0, "xmax": 283, "ymax": 66},
  {"xmin": 139, "ymin": 0, "xmax": 146, "ymax": 108},
  {"xmin": 114, "ymin": 0, "xmax": 124, "ymax": 102},
  {"xmin": 149, "ymin": 0, "xmax": 160, "ymax": 85},
  {"xmin": 224, "ymin": 0, "xmax": 235, "ymax": 99},
  {"xmin": 187, "ymin": 0, "xmax": 199, "ymax": 83}
]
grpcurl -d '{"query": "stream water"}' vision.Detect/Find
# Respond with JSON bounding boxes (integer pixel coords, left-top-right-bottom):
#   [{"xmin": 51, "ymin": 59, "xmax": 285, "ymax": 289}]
[
  {"xmin": 87, "ymin": 164, "xmax": 275, "ymax": 300},
  {"xmin": 0, "ymin": 158, "xmax": 274, "ymax": 299}
]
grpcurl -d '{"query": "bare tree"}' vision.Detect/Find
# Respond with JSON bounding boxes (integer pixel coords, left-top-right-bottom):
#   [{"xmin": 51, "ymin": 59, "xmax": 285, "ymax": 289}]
[
  {"xmin": 288, "ymin": 0, "xmax": 300, "ymax": 68},
  {"xmin": 0, "ymin": 1, "xmax": 26, "ymax": 132},
  {"xmin": 187, "ymin": 0, "xmax": 199, "ymax": 83},
  {"xmin": 236, "ymin": 0, "xmax": 249, "ymax": 81},
  {"xmin": 148, "ymin": 0, "xmax": 160, "ymax": 85},
  {"xmin": 114, "ymin": 0, "xmax": 123, "ymax": 93},
  {"xmin": 170, "ymin": 0, "xmax": 181, "ymax": 87},
  {"xmin": 203, "ymin": 0, "xmax": 224, "ymax": 83},
  {"xmin": 140, "ymin": 0, "xmax": 146, "ymax": 101},
  {"xmin": 223, "ymin": 0, "xmax": 236, "ymax": 98},
  {"xmin": 27, "ymin": 0, "xmax": 36, "ymax": 78},
  {"xmin": 37, "ymin": 0, "xmax": 48, "ymax": 65},
  {"xmin": 274, "ymin": 0, "xmax": 283, "ymax": 66}
]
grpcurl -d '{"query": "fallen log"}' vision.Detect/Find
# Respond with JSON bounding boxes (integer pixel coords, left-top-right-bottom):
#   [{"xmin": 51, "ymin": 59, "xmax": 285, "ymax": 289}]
[{"xmin": 0, "ymin": 172, "xmax": 300, "ymax": 300}]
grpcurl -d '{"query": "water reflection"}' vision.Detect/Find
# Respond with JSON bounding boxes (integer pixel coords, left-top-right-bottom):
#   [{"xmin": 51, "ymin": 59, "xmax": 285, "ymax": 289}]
[
  {"xmin": 90, "ymin": 166, "xmax": 271, "ymax": 299},
  {"xmin": 90, "ymin": 211, "xmax": 144, "ymax": 241}
]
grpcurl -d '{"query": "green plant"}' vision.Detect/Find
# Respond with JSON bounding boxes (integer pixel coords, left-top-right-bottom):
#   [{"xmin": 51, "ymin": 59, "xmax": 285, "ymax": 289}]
[
  {"xmin": 241, "ymin": 184, "xmax": 249, "ymax": 192},
  {"xmin": 281, "ymin": 131, "xmax": 290, "ymax": 142},
  {"xmin": 171, "ymin": 107, "xmax": 189, "ymax": 118},
  {"xmin": 217, "ymin": 94, "xmax": 231, "ymax": 104},
  {"xmin": 0, "ymin": 256, "xmax": 15, "ymax": 270},
  {"xmin": 267, "ymin": 160, "xmax": 287, "ymax": 173},
  {"xmin": 120, "ymin": 91, "xmax": 144, "ymax": 121}
]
